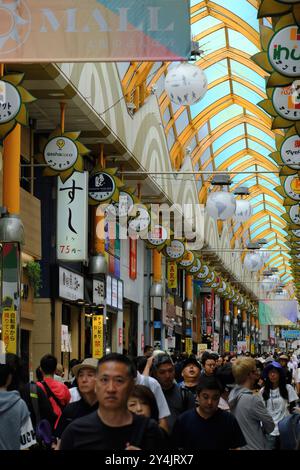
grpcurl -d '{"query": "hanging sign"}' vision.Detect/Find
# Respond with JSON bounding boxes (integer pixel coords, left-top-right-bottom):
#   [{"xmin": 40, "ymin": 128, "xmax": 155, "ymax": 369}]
[
  {"xmin": 269, "ymin": 26, "xmax": 300, "ymax": 78},
  {"xmin": 92, "ymin": 315, "xmax": 104, "ymax": 359},
  {"xmin": 93, "ymin": 279, "xmax": 105, "ymax": 305},
  {"xmin": 59, "ymin": 267, "xmax": 84, "ymax": 301},
  {"xmin": 129, "ymin": 238, "xmax": 137, "ymax": 280},
  {"xmin": 57, "ymin": 171, "xmax": 89, "ymax": 262},
  {"xmin": 164, "ymin": 239, "xmax": 185, "ymax": 261},
  {"xmin": 189, "ymin": 258, "xmax": 202, "ymax": 275},
  {"xmin": 89, "ymin": 172, "xmax": 115, "ymax": 203},
  {"xmin": 280, "ymin": 134, "xmax": 300, "ymax": 169},
  {"xmin": 284, "ymin": 175, "xmax": 300, "ymax": 199},
  {"xmin": 179, "ymin": 250, "xmax": 195, "ymax": 270},
  {"xmin": 204, "ymin": 272, "xmax": 215, "ymax": 285},
  {"xmin": 0, "ymin": 0, "xmax": 191, "ymax": 63},
  {"xmin": 145, "ymin": 225, "xmax": 168, "ymax": 249},
  {"xmin": 0, "ymin": 74, "xmax": 35, "ymax": 139},
  {"xmin": 197, "ymin": 264, "xmax": 209, "ymax": 279},
  {"xmin": 167, "ymin": 261, "xmax": 178, "ymax": 289},
  {"xmin": 128, "ymin": 204, "xmax": 151, "ymax": 237},
  {"xmin": 39, "ymin": 129, "xmax": 89, "ymax": 182},
  {"xmin": 185, "ymin": 338, "xmax": 193, "ymax": 355},
  {"xmin": 273, "ymin": 85, "xmax": 300, "ymax": 121},
  {"xmin": 289, "ymin": 204, "xmax": 300, "ymax": 223},
  {"xmin": 2, "ymin": 308, "xmax": 17, "ymax": 354}
]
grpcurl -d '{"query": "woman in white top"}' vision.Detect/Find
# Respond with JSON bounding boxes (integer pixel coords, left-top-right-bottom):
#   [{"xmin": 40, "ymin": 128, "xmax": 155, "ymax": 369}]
[{"xmin": 260, "ymin": 361, "xmax": 298, "ymax": 450}]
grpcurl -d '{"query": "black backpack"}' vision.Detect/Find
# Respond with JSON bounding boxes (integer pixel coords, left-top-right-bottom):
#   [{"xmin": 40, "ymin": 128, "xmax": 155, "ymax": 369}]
[{"xmin": 30, "ymin": 383, "xmax": 54, "ymax": 449}]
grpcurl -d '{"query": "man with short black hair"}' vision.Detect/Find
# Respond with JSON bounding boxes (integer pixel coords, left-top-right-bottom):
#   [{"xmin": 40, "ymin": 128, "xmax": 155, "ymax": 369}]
[
  {"xmin": 152, "ymin": 354, "xmax": 194, "ymax": 432},
  {"xmin": 201, "ymin": 354, "xmax": 216, "ymax": 377},
  {"xmin": 172, "ymin": 376, "xmax": 246, "ymax": 450},
  {"xmin": 60, "ymin": 353, "xmax": 164, "ymax": 450},
  {"xmin": 179, "ymin": 357, "xmax": 201, "ymax": 399}
]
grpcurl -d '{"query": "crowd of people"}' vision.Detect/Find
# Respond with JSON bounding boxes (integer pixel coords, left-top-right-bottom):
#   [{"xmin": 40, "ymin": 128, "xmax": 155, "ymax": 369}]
[{"xmin": 1, "ymin": 348, "xmax": 300, "ymax": 451}]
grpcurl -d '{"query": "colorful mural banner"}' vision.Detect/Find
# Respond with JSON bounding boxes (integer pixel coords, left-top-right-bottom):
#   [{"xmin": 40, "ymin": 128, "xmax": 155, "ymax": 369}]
[
  {"xmin": 0, "ymin": 0, "xmax": 191, "ymax": 62},
  {"xmin": 259, "ymin": 300, "xmax": 299, "ymax": 325}
]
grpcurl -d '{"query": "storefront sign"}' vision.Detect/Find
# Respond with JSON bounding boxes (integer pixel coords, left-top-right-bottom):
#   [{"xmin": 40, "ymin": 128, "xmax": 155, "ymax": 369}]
[
  {"xmin": 189, "ymin": 258, "xmax": 202, "ymax": 275},
  {"xmin": 284, "ymin": 175, "xmax": 300, "ymax": 200},
  {"xmin": 197, "ymin": 264, "xmax": 209, "ymax": 279},
  {"xmin": 278, "ymin": 340, "xmax": 286, "ymax": 349},
  {"xmin": 141, "ymin": 334, "xmax": 144, "ymax": 351},
  {"xmin": 269, "ymin": 26, "xmax": 300, "ymax": 77},
  {"xmin": 92, "ymin": 315, "xmax": 104, "ymax": 359},
  {"xmin": 197, "ymin": 343, "xmax": 207, "ymax": 355},
  {"xmin": 146, "ymin": 225, "xmax": 168, "ymax": 249},
  {"xmin": 204, "ymin": 293, "xmax": 214, "ymax": 321},
  {"xmin": 167, "ymin": 261, "xmax": 177, "ymax": 289},
  {"xmin": 129, "ymin": 238, "xmax": 137, "ymax": 280},
  {"xmin": 61, "ymin": 325, "xmax": 69, "ymax": 353},
  {"xmin": 179, "ymin": 251, "xmax": 195, "ymax": 270},
  {"xmin": 89, "ymin": 171, "xmax": 116, "ymax": 203},
  {"xmin": 212, "ymin": 333, "xmax": 219, "ymax": 353},
  {"xmin": 59, "ymin": 267, "xmax": 84, "ymax": 301},
  {"xmin": 175, "ymin": 306, "xmax": 182, "ymax": 318},
  {"xmin": 93, "ymin": 279, "xmax": 105, "ymax": 305},
  {"xmin": 0, "ymin": 81, "xmax": 21, "ymax": 124},
  {"xmin": 246, "ymin": 335, "xmax": 250, "ymax": 351},
  {"xmin": 282, "ymin": 329, "xmax": 300, "ymax": 339},
  {"xmin": 44, "ymin": 136, "xmax": 79, "ymax": 171},
  {"xmin": 185, "ymin": 337, "xmax": 193, "ymax": 355},
  {"xmin": 0, "ymin": 1, "xmax": 191, "ymax": 63},
  {"xmin": 250, "ymin": 343, "xmax": 255, "ymax": 355},
  {"xmin": 167, "ymin": 336, "xmax": 176, "ymax": 349},
  {"xmin": 106, "ymin": 275, "xmax": 123, "ymax": 310},
  {"xmin": 2, "ymin": 309, "xmax": 17, "ymax": 354},
  {"xmin": 57, "ymin": 171, "xmax": 88, "ymax": 262},
  {"xmin": 224, "ymin": 336, "xmax": 230, "ymax": 353},
  {"xmin": 273, "ymin": 85, "xmax": 300, "ymax": 121}
]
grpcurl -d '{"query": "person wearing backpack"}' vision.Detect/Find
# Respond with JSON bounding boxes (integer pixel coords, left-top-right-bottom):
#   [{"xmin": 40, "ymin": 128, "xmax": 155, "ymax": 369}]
[
  {"xmin": 37, "ymin": 354, "xmax": 70, "ymax": 428},
  {"xmin": 151, "ymin": 353, "xmax": 195, "ymax": 433}
]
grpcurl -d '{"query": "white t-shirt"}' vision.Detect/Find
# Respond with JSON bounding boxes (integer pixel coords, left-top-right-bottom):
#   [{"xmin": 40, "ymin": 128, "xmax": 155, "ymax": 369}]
[
  {"xmin": 20, "ymin": 416, "xmax": 36, "ymax": 450},
  {"xmin": 294, "ymin": 368, "xmax": 300, "ymax": 384},
  {"xmin": 260, "ymin": 385, "xmax": 298, "ymax": 436},
  {"xmin": 135, "ymin": 373, "xmax": 170, "ymax": 420},
  {"xmin": 69, "ymin": 387, "xmax": 81, "ymax": 403}
]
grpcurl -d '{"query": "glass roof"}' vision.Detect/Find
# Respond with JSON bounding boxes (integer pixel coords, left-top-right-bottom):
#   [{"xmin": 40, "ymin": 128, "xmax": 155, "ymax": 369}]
[{"xmin": 118, "ymin": 0, "xmax": 291, "ymax": 284}]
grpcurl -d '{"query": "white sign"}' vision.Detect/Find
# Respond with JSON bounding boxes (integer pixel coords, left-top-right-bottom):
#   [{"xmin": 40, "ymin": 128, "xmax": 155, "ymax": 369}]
[
  {"xmin": 61, "ymin": 325, "xmax": 69, "ymax": 352},
  {"xmin": 165, "ymin": 240, "xmax": 185, "ymax": 260},
  {"xmin": 212, "ymin": 333, "xmax": 219, "ymax": 353},
  {"xmin": 59, "ymin": 267, "xmax": 84, "ymax": 301},
  {"xmin": 278, "ymin": 340, "xmax": 286, "ymax": 350},
  {"xmin": 284, "ymin": 175, "xmax": 300, "ymax": 200},
  {"xmin": 197, "ymin": 264, "xmax": 209, "ymax": 279},
  {"xmin": 289, "ymin": 204, "xmax": 300, "ymax": 223},
  {"xmin": 118, "ymin": 281, "xmax": 123, "ymax": 311},
  {"xmin": 57, "ymin": 171, "xmax": 88, "ymax": 262},
  {"xmin": 44, "ymin": 137, "xmax": 78, "ymax": 171},
  {"xmin": 167, "ymin": 336, "xmax": 176, "ymax": 349},
  {"xmin": 179, "ymin": 251, "xmax": 195, "ymax": 268},
  {"xmin": 189, "ymin": 258, "xmax": 202, "ymax": 274},
  {"xmin": 237, "ymin": 341, "xmax": 247, "ymax": 354},
  {"xmin": 269, "ymin": 26, "xmax": 300, "ymax": 77},
  {"xmin": 112, "ymin": 278, "xmax": 118, "ymax": 309},
  {"xmin": 273, "ymin": 85, "xmax": 300, "ymax": 121},
  {"xmin": 106, "ymin": 275, "xmax": 123, "ymax": 310},
  {"xmin": 281, "ymin": 135, "xmax": 300, "ymax": 169},
  {"xmin": 93, "ymin": 279, "xmax": 105, "ymax": 305},
  {"xmin": 147, "ymin": 225, "xmax": 168, "ymax": 247},
  {"xmin": 0, "ymin": 80, "xmax": 21, "ymax": 124},
  {"xmin": 128, "ymin": 205, "xmax": 151, "ymax": 235}
]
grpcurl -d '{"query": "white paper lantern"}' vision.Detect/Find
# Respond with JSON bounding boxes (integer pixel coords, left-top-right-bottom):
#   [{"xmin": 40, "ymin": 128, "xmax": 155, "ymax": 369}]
[
  {"xmin": 206, "ymin": 191, "xmax": 236, "ymax": 221},
  {"xmin": 244, "ymin": 253, "xmax": 264, "ymax": 272},
  {"xmin": 260, "ymin": 250, "xmax": 270, "ymax": 264},
  {"xmin": 165, "ymin": 63, "xmax": 208, "ymax": 106},
  {"xmin": 234, "ymin": 199, "xmax": 253, "ymax": 222}
]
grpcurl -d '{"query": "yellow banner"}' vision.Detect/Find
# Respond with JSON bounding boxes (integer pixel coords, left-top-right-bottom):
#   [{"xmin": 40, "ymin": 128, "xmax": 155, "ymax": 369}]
[
  {"xmin": 2, "ymin": 309, "xmax": 17, "ymax": 354},
  {"xmin": 92, "ymin": 315, "xmax": 104, "ymax": 359},
  {"xmin": 185, "ymin": 337, "xmax": 193, "ymax": 355},
  {"xmin": 251, "ymin": 343, "xmax": 255, "ymax": 355},
  {"xmin": 168, "ymin": 261, "xmax": 177, "ymax": 289}
]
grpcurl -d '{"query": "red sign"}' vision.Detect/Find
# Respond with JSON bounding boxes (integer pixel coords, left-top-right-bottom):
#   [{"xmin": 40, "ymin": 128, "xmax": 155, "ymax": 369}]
[
  {"xmin": 118, "ymin": 328, "xmax": 123, "ymax": 347},
  {"xmin": 204, "ymin": 292, "xmax": 214, "ymax": 320},
  {"xmin": 141, "ymin": 334, "xmax": 144, "ymax": 351},
  {"xmin": 129, "ymin": 238, "xmax": 137, "ymax": 280}
]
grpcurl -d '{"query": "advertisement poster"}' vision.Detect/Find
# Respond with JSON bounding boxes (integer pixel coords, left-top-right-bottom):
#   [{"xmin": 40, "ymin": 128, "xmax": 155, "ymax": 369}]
[{"xmin": 237, "ymin": 341, "xmax": 247, "ymax": 354}]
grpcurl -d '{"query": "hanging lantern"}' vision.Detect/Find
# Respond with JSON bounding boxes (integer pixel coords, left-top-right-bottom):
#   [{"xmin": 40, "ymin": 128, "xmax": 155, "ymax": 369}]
[
  {"xmin": 165, "ymin": 63, "xmax": 208, "ymax": 106},
  {"xmin": 234, "ymin": 200, "xmax": 253, "ymax": 222},
  {"xmin": 206, "ymin": 191, "xmax": 236, "ymax": 221},
  {"xmin": 244, "ymin": 253, "xmax": 263, "ymax": 272}
]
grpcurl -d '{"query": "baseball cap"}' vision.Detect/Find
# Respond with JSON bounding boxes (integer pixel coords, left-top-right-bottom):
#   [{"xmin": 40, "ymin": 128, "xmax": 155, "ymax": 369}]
[
  {"xmin": 262, "ymin": 361, "xmax": 283, "ymax": 379},
  {"xmin": 152, "ymin": 353, "xmax": 173, "ymax": 369},
  {"xmin": 72, "ymin": 358, "xmax": 98, "ymax": 377},
  {"xmin": 181, "ymin": 357, "xmax": 201, "ymax": 371}
]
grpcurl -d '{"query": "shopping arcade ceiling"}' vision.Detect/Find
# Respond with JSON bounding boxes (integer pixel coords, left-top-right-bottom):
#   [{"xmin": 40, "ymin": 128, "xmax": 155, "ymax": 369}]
[{"xmin": 117, "ymin": 0, "xmax": 293, "ymax": 286}]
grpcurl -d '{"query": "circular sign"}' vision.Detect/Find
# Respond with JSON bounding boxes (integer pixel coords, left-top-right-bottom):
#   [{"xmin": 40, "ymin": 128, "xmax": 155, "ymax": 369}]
[
  {"xmin": 179, "ymin": 251, "xmax": 195, "ymax": 269},
  {"xmin": 280, "ymin": 135, "xmax": 300, "ymax": 169},
  {"xmin": 197, "ymin": 264, "xmax": 209, "ymax": 279},
  {"xmin": 118, "ymin": 191, "xmax": 134, "ymax": 217},
  {"xmin": 273, "ymin": 85, "xmax": 300, "ymax": 121},
  {"xmin": 146, "ymin": 225, "xmax": 168, "ymax": 247},
  {"xmin": 0, "ymin": 80, "xmax": 21, "ymax": 124},
  {"xmin": 205, "ymin": 272, "xmax": 215, "ymax": 284},
  {"xmin": 292, "ymin": 229, "xmax": 300, "ymax": 237},
  {"xmin": 165, "ymin": 240, "xmax": 185, "ymax": 260},
  {"xmin": 217, "ymin": 281, "xmax": 227, "ymax": 293},
  {"xmin": 289, "ymin": 204, "xmax": 300, "ymax": 223},
  {"xmin": 44, "ymin": 136, "xmax": 78, "ymax": 171},
  {"xmin": 189, "ymin": 258, "xmax": 202, "ymax": 274},
  {"xmin": 89, "ymin": 172, "xmax": 116, "ymax": 202},
  {"xmin": 128, "ymin": 206, "xmax": 151, "ymax": 234},
  {"xmin": 269, "ymin": 26, "xmax": 300, "ymax": 77},
  {"xmin": 210, "ymin": 278, "xmax": 219, "ymax": 288},
  {"xmin": 284, "ymin": 175, "xmax": 300, "ymax": 199}
]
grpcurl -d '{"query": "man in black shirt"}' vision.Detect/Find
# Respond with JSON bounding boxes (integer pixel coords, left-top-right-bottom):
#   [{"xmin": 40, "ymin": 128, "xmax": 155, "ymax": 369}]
[
  {"xmin": 60, "ymin": 353, "xmax": 163, "ymax": 450},
  {"xmin": 178, "ymin": 357, "xmax": 201, "ymax": 400},
  {"xmin": 172, "ymin": 375, "xmax": 246, "ymax": 450},
  {"xmin": 56, "ymin": 358, "xmax": 98, "ymax": 439}
]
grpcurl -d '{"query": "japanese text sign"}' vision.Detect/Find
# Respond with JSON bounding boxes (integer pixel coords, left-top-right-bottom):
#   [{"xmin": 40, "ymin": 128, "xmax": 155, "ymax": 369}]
[{"xmin": 92, "ymin": 315, "xmax": 104, "ymax": 359}]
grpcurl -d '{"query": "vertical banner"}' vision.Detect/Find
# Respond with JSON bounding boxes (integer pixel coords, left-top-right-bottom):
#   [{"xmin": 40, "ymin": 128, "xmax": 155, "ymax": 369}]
[
  {"xmin": 129, "ymin": 238, "xmax": 137, "ymax": 280},
  {"xmin": 246, "ymin": 335, "xmax": 250, "ymax": 352},
  {"xmin": 167, "ymin": 261, "xmax": 178, "ymax": 289},
  {"xmin": 92, "ymin": 315, "xmax": 104, "ymax": 359},
  {"xmin": 2, "ymin": 309, "xmax": 17, "ymax": 354},
  {"xmin": 57, "ymin": 171, "xmax": 88, "ymax": 262},
  {"xmin": 185, "ymin": 337, "xmax": 193, "ymax": 355},
  {"xmin": 224, "ymin": 336, "xmax": 230, "ymax": 353}
]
